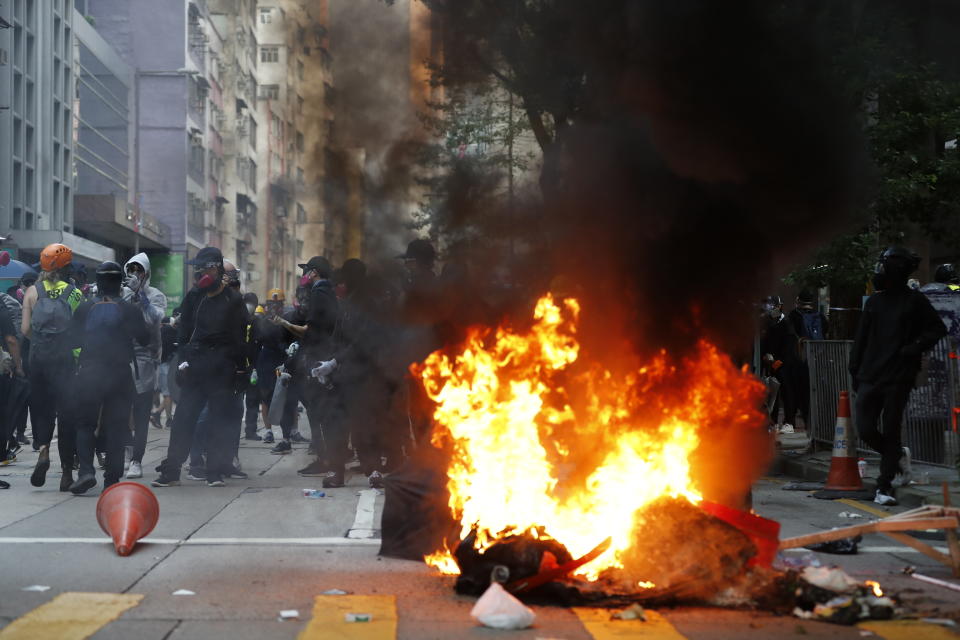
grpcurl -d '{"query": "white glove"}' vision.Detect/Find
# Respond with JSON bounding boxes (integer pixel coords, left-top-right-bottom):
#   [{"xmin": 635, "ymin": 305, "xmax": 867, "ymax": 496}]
[
  {"xmin": 286, "ymin": 342, "xmax": 300, "ymax": 357},
  {"xmin": 178, "ymin": 361, "xmax": 190, "ymax": 371},
  {"xmin": 310, "ymin": 359, "xmax": 338, "ymax": 380},
  {"xmin": 124, "ymin": 274, "xmax": 141, "ymax": 291}
]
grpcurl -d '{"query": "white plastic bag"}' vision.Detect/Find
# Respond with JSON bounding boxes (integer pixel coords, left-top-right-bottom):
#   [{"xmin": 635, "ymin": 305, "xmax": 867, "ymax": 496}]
[{"xmin": 470, "ymin": 582, "xmax": 536, "ymax": 630}]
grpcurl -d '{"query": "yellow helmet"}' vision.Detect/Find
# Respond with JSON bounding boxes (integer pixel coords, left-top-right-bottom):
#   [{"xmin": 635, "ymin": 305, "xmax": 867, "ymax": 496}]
[
  {"xmin": 255, "ymin": 305, "xmax": 266, "ymax": 314},
  {"xmin": 267, "ymin": 288, "xmax": 285, "ymax": 302}
]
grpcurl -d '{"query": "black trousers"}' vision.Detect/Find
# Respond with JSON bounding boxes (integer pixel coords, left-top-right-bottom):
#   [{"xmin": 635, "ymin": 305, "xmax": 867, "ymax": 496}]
[
  {"xmin": 855, "ymin": 380, "xmax": 912, "ymax": 492},
  {"xmin": 75, "ymin": 364, "xmax": 135, "ymax": 487},
  {"xmin": 161, "ymin": 351, "xmax": 238, "ymax": 480},
  {"xmin": 244, "ymin": 387, "xmax": 259, "ymax": 434},
  {"xmin": 28, "ymin": 354, "xmax": 76, "ymax": 468},
  {"xmin": 347, "ymin": 373, "xmax": 397, "ymax": 474},
  {"xmin": 129, "ymin": 389, "xmax": 153, "ymax": 462},
  {"xmin": 304, "ymin": 378, "xmax": 348, "ymax": 469},
  {"xmin": 280, "ymin": 377, "xmax": 302, "ymax": 440}
]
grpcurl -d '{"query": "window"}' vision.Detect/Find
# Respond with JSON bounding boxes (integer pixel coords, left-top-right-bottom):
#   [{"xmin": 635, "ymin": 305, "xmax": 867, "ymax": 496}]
[
  {"xmin": 260, "ymin": 84, "xmax": 279, "ymax": 100},
  {"xmin": 296, "ymin": 167, "xmax": 304, "ymax": 184},
  {"xmin": 259, "ymin": 7, "xmax": 273, "ymax": 23},
  {"xmin": 249, "ymin": 159, "xmax": 258, "ymax": 193},
  {"xmin": 297, "ymin": 95, "xmax": 303, "ymax": 114},
  {"xmin": 296, "ymin": 203, "xmax": 306, "ymax": 224},
  {"xmin": 296, "ymin": 131, "xmax": 304, "ymax": 153},
  {"xmin": 249, "ymin": 116, "xmax": 257, "ymax": 150},
  {"xmin": 297, "ymin": 60, "xmax": 304, "ymax": 81},
  {"xmin": 260, "ymin": 46, "xmax": 279, "ymax": 63},
  {"xmin": 271, "ymin": 114, "xmax": 281, "ymax": 137}
]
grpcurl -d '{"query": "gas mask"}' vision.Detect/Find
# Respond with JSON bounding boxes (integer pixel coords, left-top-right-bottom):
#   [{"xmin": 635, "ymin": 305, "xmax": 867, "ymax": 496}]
[
  {"xmin": 299, "ymin": 271, "xmax": 315, "ymax": 287},
  {"xmin": 195, "ymin": 265, "xmax": 221, "ymax": 292},
  {"xmin": 245, "ymin": 303, "xmax": 256, "ymax": 315}
]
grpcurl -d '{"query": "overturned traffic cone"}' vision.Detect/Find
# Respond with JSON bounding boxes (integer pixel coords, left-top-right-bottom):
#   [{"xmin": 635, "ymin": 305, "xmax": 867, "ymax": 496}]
[
  {"xmin": 824, "ymin": 391, "xmax": 863, "ymax": 491},
  {"xmin": 96, "ymin": 482, "xmax": 160, "ymax": 556}
]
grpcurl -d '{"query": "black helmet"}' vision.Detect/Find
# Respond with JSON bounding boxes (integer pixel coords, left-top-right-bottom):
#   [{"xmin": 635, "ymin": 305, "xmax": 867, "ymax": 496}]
[
  {"xmin": 398, "ymin": 239, "xmax": 436, "ymax": 266},
  {"xmin": 934, "ymin": 263, "xmax": 959, "ymax": 285},
  {"xmin": 878, "ymin": 246, "xmax": 919, "ymax": 277},
  {"xmin": 96, "ymin": 261, "xmax": 124, "ymax": 296},
  {"xmin": 762, "ymin": 295, "xmax": 783, "ymax": 307}
]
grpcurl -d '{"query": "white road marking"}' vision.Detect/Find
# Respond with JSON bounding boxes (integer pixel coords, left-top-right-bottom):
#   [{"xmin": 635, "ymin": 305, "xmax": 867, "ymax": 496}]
[
  {"xmin": 346, "ymin": 488, "xmax": 379, "ymax": 539},
  {"xmin": 0, "ymin": 536, "xmax": 380, "ymax": 546}
]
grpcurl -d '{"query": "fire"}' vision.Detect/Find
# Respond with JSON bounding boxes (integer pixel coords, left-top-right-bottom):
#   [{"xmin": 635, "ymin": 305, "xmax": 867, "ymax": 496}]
[
  {"xmin": 865, "ymin": 580, "xmax": 883, "ymax": 597},
  {"xmin": 417, "ymin": 294, "xmax": 765, "ymax": 580}
]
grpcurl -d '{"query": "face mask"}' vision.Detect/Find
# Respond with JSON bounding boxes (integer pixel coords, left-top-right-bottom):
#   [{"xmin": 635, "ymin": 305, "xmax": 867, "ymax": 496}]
[
  {"xmin": 245, "ymin": 303, "xmax": 255, "ymax": 315},
  {"xmin": 197, "ymin": 273, "xmax": 218, "ymax": 291},
  {"xmin": 15, "ymin": 289, "xmax": 23, "ymax": 302},
  {"xmin": 768, "ymin": 307, "xmax": 781, "ymax": 319},
  {"xmin": 299, "ymin": 273, "xmax": 313, "ymax": 287}
]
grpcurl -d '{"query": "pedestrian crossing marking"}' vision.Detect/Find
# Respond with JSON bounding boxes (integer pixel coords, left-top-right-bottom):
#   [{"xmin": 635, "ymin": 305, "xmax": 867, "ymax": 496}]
[
  {"xmin": 573, "ymin": 607, "xmax": 687, "ymax": 639},
  {"xmin": 0, "ymin": 592, "xmax": 142, "ymax": 640},
  {"xmin": 298, "ymin": 595, "xmax": 396, "ymax": 640},
  {"xmin": 859, "ymin": 619, "xmax": 958, "ymax": 640}
]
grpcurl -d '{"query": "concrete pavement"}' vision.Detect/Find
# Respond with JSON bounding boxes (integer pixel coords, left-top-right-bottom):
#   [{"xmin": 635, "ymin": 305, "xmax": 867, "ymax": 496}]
[{"xmin": 1, "ymin": 421, "xmax": 959, "ymax": 639}]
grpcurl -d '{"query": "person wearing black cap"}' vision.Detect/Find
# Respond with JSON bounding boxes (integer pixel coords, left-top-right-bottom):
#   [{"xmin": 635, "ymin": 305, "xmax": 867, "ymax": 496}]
[
  {"xmin": 152, "ymin": 247, "xmax": 248, "ymax": 488},
  {"xmin": 68, "ymin": 262, "xmax": 149, "ymax": 494},
  {"xmin": 759, "ymin": 295, "xmax": 802, "ymax": 431},
  {"xmin": 274, "ymin": 256, "xmax": 347, "ymax": 486},
  {"xmin": 850, "ymin": 246, "xmax": 947, "ymax": 506}
]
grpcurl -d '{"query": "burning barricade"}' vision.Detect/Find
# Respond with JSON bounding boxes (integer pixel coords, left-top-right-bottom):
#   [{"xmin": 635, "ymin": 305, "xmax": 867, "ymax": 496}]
[{"xmin": 382, "ymin": 293, "xmax": 904, "ymax": 626}]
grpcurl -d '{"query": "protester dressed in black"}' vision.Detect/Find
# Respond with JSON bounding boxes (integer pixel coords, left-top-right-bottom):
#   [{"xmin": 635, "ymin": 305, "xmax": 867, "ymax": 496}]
[
  {"xmin": 153, "ymin": 247, "xmax": 247, "ymax": 488},
  {"xmin": 69, "ymin": 262, "xmax": 149, "ymax": 494},
  {"xmin": 0, "ymin": 303, "xmax": 24, "ymax": 488},
  {"xmin": 850, "ymin": 247, "xmax": 947, "ymax": 505}
]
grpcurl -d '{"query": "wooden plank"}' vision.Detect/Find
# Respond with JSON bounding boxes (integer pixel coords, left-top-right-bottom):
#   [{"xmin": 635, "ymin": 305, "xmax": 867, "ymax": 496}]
[
  {"xmin": 859, "ymin": 619, "xmax": 959, "ymax": 640},
  {"xmin": 881, "ymin": 532, "xmax": 954, "ymax": 565},
  {"xmin": 298, "ymin": 595, "xmax": 396, "ymax": 640},
  {"xmin": 779, "ymin": 517, "xmax": 959, "ymax": 549},
  {"xmin": 943, "ymin": 483, "xmax": 960, "ymax": 577},
  {"xmin": 573, "ymin": 607, "xmax": 688, "ymax": 640},
  {"xmin": 0, "ymin": 592, "xmax": 143, "ymax": 640}
]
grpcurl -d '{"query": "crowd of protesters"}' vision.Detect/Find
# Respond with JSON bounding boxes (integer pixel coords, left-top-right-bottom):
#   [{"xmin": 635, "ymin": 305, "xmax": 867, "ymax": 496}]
[
  {"xmin": 0, "ymin": 237, "xmax": 471, "ymax": 494},
  {"xmin": 759, "ymin": 246, "xmax": 951, "ymax": 507}
]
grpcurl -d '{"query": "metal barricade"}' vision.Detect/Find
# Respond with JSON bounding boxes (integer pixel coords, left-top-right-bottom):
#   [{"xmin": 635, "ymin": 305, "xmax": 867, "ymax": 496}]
[{"xmin": 804, "ymin": 338, "xmax": 959, "ymax": 467}]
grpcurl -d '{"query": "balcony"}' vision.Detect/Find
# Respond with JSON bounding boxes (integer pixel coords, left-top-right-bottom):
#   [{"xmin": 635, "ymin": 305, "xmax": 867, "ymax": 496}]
[{"xmin": 73, "ymin": 194, "xmax": 170, "ymax": 250}]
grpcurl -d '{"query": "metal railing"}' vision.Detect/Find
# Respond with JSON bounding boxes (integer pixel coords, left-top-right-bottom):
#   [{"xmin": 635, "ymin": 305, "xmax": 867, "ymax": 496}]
[{"xmin": 805, "ymin": 339, "xmax": 959, "ymax": 467}]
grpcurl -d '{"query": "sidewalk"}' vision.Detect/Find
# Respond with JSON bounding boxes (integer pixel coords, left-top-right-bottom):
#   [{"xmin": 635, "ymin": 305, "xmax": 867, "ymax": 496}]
[{"xmin": 772, "ymin": 447, "xmax": 960, "ymax": 508}]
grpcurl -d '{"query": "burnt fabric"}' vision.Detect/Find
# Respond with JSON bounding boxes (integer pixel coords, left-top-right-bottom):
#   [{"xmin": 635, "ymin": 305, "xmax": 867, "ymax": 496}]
[{"xmin": 379, "ymin": 447, "xmax": 456, "ymax": 560}]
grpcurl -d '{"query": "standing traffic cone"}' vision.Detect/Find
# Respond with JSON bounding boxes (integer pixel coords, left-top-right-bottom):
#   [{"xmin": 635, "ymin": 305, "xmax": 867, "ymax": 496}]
[
  {"xmin": 96, "ymin": 482, "xmax": 160, "ymax": 556},
  {"xmin": 824, "ymin": 391, "xmax": 863, "ymax": 490}
]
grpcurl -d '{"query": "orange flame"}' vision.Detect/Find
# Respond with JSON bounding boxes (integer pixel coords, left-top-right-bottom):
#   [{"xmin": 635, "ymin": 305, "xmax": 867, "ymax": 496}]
[
  {"xmin": 417, "ymin": 294, "xmax": 765, "ymax": 579},
  {"xmin": 865, "ymin": 580, "xmax": 883, "ymax": 597}
]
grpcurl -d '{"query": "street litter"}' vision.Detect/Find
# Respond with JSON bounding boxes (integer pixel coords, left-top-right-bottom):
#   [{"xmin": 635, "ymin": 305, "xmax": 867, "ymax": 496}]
[
  {"xmin": 21, "ymin": 585, "xmax": 51, "ymax": 592},
  {"xmin": 792, "ymin": 567, "xmax": 895, "ymax": 625},
  {"xmin": 344, "ymin": 613, "xmax": 372, "ymax": 622},
  {"xmin": 471, "ymin": 582, "xmax": 536, "ymax": 630},
  {"xmin": 278, "ymin": 609, "xmax": 299, "ymax": 621},
  {"xmin": 838, "ymin": 512, "xmax": 864, "ymax": 519},
  {"xmin": 611, "ymin": 604, "xmax": 646, "ymax": 621},
  {"xmin": 302, "ymin": 489, "xmax": 326, "ymax": 498},
  {"xmin": 804, "ymin": 535, "xmax": 861, "ymax": 555},
  {"xmin": 321, "ymin": 588, "xmax": 350, "ymax": 595},
  {"xmin": 800, "ymin": 566, "xmax": 860, "ymax": 593},
  {"xmin": 172, "ymin": 589, "xmax": 195, "ymax": 596},
  {"xmin": 902, "ymin": 566, "xmax": 960, "ymax": 593}
]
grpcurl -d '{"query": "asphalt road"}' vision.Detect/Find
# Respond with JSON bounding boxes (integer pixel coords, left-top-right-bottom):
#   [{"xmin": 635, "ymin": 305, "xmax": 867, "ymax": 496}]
[{"xmin": 0, "ymin": 422, "xmax": 958, "ymax": 639}]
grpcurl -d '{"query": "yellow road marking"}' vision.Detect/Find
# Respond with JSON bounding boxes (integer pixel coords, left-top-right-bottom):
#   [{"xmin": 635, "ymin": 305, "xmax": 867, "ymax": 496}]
[
  {"xmin": 0, "ymin": 592, "xmax": 143, "ymax": 640},
  {"xmin": 837, "ymin": 498, "xmax": 891, "ymax": 519},
  {"xmin": 298, "ymin": 595, "xmax": 396, "ymax": 640},
  {"xmin": 574, "ymin": 607, "xmax": 687, "ymax": 639},
  {"xmin": 859, "ymin": 620, "xmax": 958, "ymax": 640}
]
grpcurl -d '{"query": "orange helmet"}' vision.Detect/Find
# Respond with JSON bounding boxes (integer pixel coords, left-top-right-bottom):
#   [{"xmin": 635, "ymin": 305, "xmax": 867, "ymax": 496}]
[
  {"xmin": 267, "ymin": 288, "xmax": 285, "ymax": 302},
  {"xmin": 40, "ymin": 243, "xmax": 73, "ymax": 272}
]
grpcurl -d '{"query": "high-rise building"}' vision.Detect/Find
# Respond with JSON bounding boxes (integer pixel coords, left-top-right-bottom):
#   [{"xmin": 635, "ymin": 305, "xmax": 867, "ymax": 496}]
[{"xmin": 0, "ymin": 0, "xmax": 115, "ymax": 266}]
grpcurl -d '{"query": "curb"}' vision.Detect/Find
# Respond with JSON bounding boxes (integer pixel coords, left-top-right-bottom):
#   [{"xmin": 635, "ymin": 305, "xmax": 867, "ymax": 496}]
[{"xmin": 771, "ymin": 453, "xmax": 960, "ymax": 509}]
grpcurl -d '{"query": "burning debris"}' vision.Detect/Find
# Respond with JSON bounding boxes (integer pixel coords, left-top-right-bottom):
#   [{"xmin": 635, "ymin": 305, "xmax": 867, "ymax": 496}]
[{"xmin": 399, "ymin": 293, "xmax": 904, "ymax": 625}]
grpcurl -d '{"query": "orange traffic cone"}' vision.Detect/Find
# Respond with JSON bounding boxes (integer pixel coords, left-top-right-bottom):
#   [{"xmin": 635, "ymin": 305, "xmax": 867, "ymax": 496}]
[
  {"xmin": 824, "ymin": 391, "xmax": 863, "ymax": 490},
  {"xmin": 96, "ymin": 482, "xmax": 160, "ymax": 556}
]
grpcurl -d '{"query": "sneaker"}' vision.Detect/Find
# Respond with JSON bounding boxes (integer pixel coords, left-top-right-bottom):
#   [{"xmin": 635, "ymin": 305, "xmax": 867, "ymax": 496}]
[
  {"xmin": 69, "ymin": 474, "xmax": 97, "ymax": 495},
  {"xmin": 290, "ymin": 432, "xmax": 308, "ymax": 443},
  {"xmin": 96, "ymin": 452, "xmax": 106, "ymax": 470},
  {"xmin": 17, "ymin": 434, "xmax": 30, "ymax": 446},
  {"xmin": 60, "ymin": 472, "xmax": 75, "ymax": 493},
  {"xmin": 126, "ymin": 461, "xmax": 143, "ymax": 479},
  {"xmin": 874, "ymin": 489, "xmax": 898, "ymax": 506},
  {"xmin": 226, "ymin": 467, "xmax": 248, "ymax": 480},
  {"xmin": 164, "ymin": 417, "xmax": 174, "ymax": 429},
  {"xmin": 369, "ymin": 470, "xmax": 385, "ymax": 489},
  {"xmin": 0, "ymin": 451, "xmax": 15, "ymax": 466},
  {"xmin": 263, "ymin": 431, "xmax": 275, "ymax": 444},
  {"xmin": 244, "ymin": 433, "xmax": 263, "ymax": 441},
  {"xmin": 780, "ymin": 423, "xmax": 795, "ymax": 434},
  {"xmin": 30, "ymin": 445, "xmax": 50, "ymax": 487},
  {"xmin": 298, "ymin": 460, "xmax": 327, "ymax": 477},
  {"xmin": 186, "ymin": 471, "xmax": 207, "ymax": 481},
  {"xmin": 151, "ymin": 474, "xmax": 181, "ymax": 487},
  {"xmin": 207, "ymin": 475, "xmax": 226, "ymax": 487},
  {"xmin": 0, "ymin": 479, "xmax": 9, "ymax": 489},
  {"xmin": 322, "ymin": 470, "xmax": 345, "ymax": 488},
  {"xmin": 271, "ymin": 441, "xmax": 292, "ymax": 455},
  {"xmin": 150, "ymin": 411, "xmax": 162, "ymax": 428}
]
